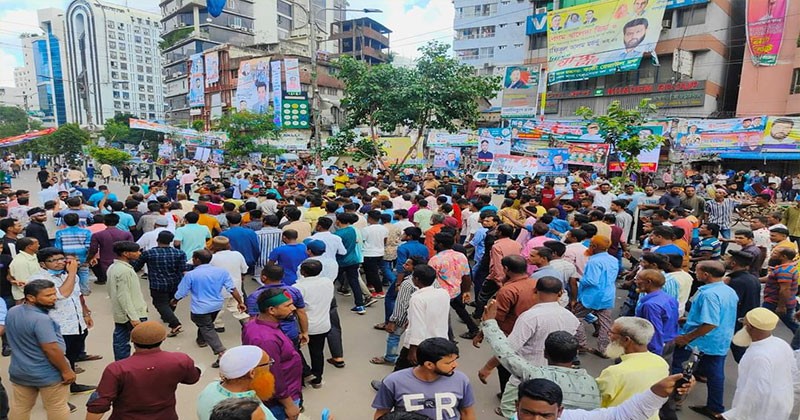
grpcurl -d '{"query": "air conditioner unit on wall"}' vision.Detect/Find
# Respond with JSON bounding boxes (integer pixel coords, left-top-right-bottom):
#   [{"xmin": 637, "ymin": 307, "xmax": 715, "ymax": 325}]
[
  {"xmin": 535, "ymin": 7, "xmax": 546, "ymax": 13},
  {"xmin": 662, "ymin": 18, "xmax": 672, "ymax": 29}
]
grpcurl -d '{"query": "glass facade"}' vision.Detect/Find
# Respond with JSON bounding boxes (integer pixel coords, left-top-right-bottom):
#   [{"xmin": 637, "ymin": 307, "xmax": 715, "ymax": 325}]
[
  {"xmin": 48, "ymin": 32, "xmax": 67, "ymax": 126},
  {"xmin": 31, "ymin": 28, "xmax": 67, "ymax": 126}
]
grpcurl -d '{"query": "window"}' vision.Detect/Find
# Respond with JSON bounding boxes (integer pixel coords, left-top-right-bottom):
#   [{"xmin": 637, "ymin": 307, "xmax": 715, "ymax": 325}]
[
  {"xmin": 148, "ymin": 94, "xmax": 154, "ymax": 101},
  {"xmin": 134, "ymin": 35, "xmax": 142, "ymax": 43},
  {"xmin": 138, "ymin": 75, "xmax": 145, "ymax": 82},
  {"xmin": 120, "ymin": 53, "xmax": 128, "ymax": 61},
  {"xmin": 110, "ymin": 51, "xmax": 117, "ymax": 59},
  {"xmin": 123, "ymin": 102, "xmax": 130, "ymax": 109},
  {"xmin": 137, "ymin": 65, "xmax": 144, "ymax": 72},
  {"xmin": 109, "ymin": 41, "xmax": 116, "ymax": 49},
  {"xmin": 122, "ymin": 92, "xmax": 130, "ymax": 99},
  {"xmin": 146, "ymin": 66, "xmax": 152, "ymax": 73},
  {"xmin": 114, "ymin": 101, "xmax": 121, "ymax": 108},
  {"xmin": 119, "ymin": 43, "xmax": 126, "ymax": 51},
  {"xmin": 529, "ymin": 33, "xmax": 547, "ymax": 50},
  {"xmin": 147, "ymin": 76, "xmax": 153, "ymax": 83},
  {"xmin": 135, "ymin": 46, "xmax": 142, "ymax": 53},
  {"xmin": 791, "ymin": 69, "xmax": 800, "ymax": 94},
  {"xmin": 139, "ymin": 94, "xmax": 146, "ymax": 101},
  {"xmin": 676, "ymin": 5, "xmax": 706, "ymax": 27},
  {"xmin": 108, "ymin": 32, "xmax": 116, "ymax": 40},
  {"xmin": 111, "ymin": 71, "xmax": 119, "ymax": 79},
  {"xmin": 107, "ymin": 21, "xmax": 115, "ymax": 28},
  {"xmin": 120, "ymin": 63, "xmax": 128, "ymax": 70}
]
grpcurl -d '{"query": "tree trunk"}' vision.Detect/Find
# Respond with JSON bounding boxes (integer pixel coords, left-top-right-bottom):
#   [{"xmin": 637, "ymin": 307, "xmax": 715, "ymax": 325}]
[{"xmin": 393, "ymin": 112, "xmax": 429, "ymax": 174}]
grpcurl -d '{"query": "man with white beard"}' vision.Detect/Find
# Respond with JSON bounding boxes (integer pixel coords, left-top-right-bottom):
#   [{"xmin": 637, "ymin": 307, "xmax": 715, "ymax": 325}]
[
  {"xmin": 722, "ymin": 308, "xmax": 794, "ymax": 420},
  {"xmin": 595, "ymin": 317, "xmax": 669, "ymax": 420}
]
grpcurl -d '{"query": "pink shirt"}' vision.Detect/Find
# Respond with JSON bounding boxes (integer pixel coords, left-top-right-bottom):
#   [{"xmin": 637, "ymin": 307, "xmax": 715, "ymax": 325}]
[{"xmin": 429, "ymin": 249, "xmax": 470, "ymax": 299}]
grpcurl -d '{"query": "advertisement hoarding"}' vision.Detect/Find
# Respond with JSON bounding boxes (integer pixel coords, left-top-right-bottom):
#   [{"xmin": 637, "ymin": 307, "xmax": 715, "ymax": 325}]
[
  {"xmin": 746, "ymin": 0, "xmax": 788, "ymax": 66},
  {"xmin": 235, "ymin": 58, "xmax": 270, "ymax": 114}
]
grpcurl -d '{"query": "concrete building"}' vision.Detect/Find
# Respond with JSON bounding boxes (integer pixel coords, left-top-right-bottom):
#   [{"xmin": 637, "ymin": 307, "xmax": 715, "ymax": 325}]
[
  {"xmin": 64, "ymin": 0, "xmax": 165, "ymax": 127},
  {"xmin": 0, "ymin": 87, "xmax": 26, "ymax": 109},
  {"xmin": 455, "ymin": 0, "xmax": 739, "ymax": 119},
  {"xmin": 159, "ymin": 0, "xmax": 346, "ymax": 124},
  {"xmin": 13, "ymin": 58, "xmax": 39, "ymax": 114},
  {"xmin": 329, "ymin": 17, "xmax": 391, "ymax": 64},
  {"xmin": 736, "ymin": 0, "xmax": 800, "ymax": 116}
]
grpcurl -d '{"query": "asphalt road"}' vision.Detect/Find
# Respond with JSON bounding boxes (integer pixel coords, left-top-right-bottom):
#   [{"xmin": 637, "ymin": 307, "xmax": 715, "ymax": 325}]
[{"xmin": 5, "ymin": 168, "xmax": 790, "ymax": 419}]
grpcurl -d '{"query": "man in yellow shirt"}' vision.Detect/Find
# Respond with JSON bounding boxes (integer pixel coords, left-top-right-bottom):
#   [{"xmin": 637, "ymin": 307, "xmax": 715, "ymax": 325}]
[
  {"xmin": 195, "ymin": 204, "xmax": 221, "ymax": 237},
  {"xmin": 304, "ymin": 197, "xmax": 326, "ymax": 230},
  {"xmin": 770, "ymin": 227, "xmax": 799, "ymax": 255},
  {"xmin": 596, "ymin": 317, "xmax": 669, "ymax": 420},
  {"xmin": 333, "ymin": 169, "xmax": 350, "ymax": 191}
]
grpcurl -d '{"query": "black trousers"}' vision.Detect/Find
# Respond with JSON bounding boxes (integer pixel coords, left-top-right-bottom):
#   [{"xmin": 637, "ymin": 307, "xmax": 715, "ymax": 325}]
[
  {"xmin": 308, "ymin": 333, "xmax": 328, "ymax": 380},
  {"xmin": 475, "ymin": 279, "xmax": 501, "ymax": 318},
  {"xmin": 451, "ymin": 296, "xmax": 478, "ymax": 333},
  {"xmin": 498, "ymin": 365, "xmax": 511, "ymax": 394},
  {"xmin": 394, "ymin": 347, "xmax": 415, "ymax": 372},
  {"xmin": 363, "ymin": 256, "xmax": 383, "ymax": 293},
  {"xmin": 326, "ymin": 297, "xmax": 343, "ymax": 359},
  {"xmin": 63, "ymin": 330, "xmax": 88, "ymax": 370},
  {"xmin": 151, "ymin": 288, "xmax": 181, "ymax": 328}
]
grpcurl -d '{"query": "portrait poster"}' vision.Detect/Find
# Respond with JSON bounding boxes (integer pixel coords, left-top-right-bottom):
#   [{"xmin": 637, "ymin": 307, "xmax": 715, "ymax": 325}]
[
  {"xmin": 285, "ymin": 58, "xmax": 301, "ymax": 95},
  {"xmin": 475, "ymin": 128, "xmax": 512, "ymax": 162},
  {"xmin": 235, "ymin": 58, "xmax": 270, "ymax": 114},
  {"xmin": 204, "ymin": 52, "xmax": 219, "ymax": 85},
  {"xmin": 746, "ymin": 0, "xmax": 788, "ymax": 66},
  {"xmin": 433, "ymin": 148, "xmax": 462, "ymax": 169},
  {"xmin": 188, "ymin": 54, "xmax": 205, "ymax": 107}
]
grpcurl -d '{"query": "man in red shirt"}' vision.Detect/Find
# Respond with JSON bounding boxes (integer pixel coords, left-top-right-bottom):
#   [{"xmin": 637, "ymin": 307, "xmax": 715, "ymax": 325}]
[{"xmin": 541, "ymin": 181, "xmax": 556, "ymax": 209}]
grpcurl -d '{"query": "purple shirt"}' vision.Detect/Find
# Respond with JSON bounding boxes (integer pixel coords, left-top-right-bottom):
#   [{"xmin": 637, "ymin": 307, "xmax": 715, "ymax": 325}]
[
  {"xmin": 245, "ymin": 284, "xmax": 305, "ymax": 340},
  {"xmin": 89, "ymin": 227, "xmax": 134, "ymax": 270},
  {"xmin": 635, "ymin": 289, "xmax": 679, "ymax": 355},
  {"xmin": 242, "ymin": 318, "xmax": 303, "ymax": 404}
]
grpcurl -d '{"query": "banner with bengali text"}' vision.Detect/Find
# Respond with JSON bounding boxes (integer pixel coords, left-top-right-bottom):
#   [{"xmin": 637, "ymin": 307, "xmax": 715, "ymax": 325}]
[
  {"xmin": 547, "ymin": 0, "xmax": 668, "ymax": 84},
  {"xmin": 235, "ymin": 58, "xmax": 270, "ymax": 114},
  {"xmin": 188, "ymin": 54, "xmax": 205, "ymax": 107},
  {"xmin": 746, "ymin": 0, "xmax": 788, "ymax": 66}
]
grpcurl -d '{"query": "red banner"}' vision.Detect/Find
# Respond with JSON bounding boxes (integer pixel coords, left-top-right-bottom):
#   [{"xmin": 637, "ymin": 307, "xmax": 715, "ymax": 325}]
[{"xmin": 0, "ymin": 128, "xmax": 56, "ymax": 148}]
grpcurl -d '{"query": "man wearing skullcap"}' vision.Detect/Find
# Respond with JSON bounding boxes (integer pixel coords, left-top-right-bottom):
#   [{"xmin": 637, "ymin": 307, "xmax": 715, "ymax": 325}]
[
  {"xmin": 571, "ymin": 235, "xmax": 619, "ymax": 357},
  {"xmin": 197, "ymin": 345, "xmax": 277, "ymax": 420},
  {"xmin": 243, "ymin": 288, "xmax": 303, "ymax": 420},
  {"xmin": 86, "ymin": 321, "xmax": 201, "ymax": 420}
]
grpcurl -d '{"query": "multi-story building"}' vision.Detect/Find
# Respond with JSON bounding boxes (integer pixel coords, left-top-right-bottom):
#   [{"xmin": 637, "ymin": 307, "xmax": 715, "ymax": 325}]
[
  {"xmin": 159, "ymin": 0, "xmax": 346, "ymax": 124},
  {"xmin": 0, "ymin": 87, "xmax": 26, "ymax": 110},
  {"xmin": 455, "ymin": 0, "xmax": 740, "ymax": 119},
  {"xmin": 737, "ymin": 0, "xmax": 800, "ymax": 116},
  {"xmin": 64, "ymin": 0, "xmax": 165, "ymax": 127},
  {"xmin": 330, "ymin": 17, "xmax": 391, "ymax": 64},
  {"xmin": 13, "ymin": 60, "xmax": 39, "ymax": 114}
]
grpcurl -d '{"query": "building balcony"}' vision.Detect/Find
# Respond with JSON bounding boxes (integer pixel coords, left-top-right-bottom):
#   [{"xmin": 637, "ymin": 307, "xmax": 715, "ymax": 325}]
[{"xmin": 329, "ymin": 26, "xmax": 389, "ymax": 49}]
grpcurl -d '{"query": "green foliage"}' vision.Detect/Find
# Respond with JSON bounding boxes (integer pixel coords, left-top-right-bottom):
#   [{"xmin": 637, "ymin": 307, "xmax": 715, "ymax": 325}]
[
  {"xmin": 100, "ymin": 113, "xmax": 162, "ymax": 156},
  {"xmin": 334, "ymin": 41, "xmax": 501, "ymax": 169},
  {"xmin": 89, "ymin": 146, "xmax": 131, "ymax": 166},
  {"xmin": 575, "ymin": 99, "xmax": 664, "ymax": 179},
  {"xmin": 0, "ymin": 106, "xmax": 39, "ymax": 138},
  {"xmin": 159, "ymin": 27, "xmax": 193, "ymax": 51},
  {"xmin": 191, "ymin": 120, "xmax": 205, "ymax": 131},
  {"xmin": 318, "ymin": 131, "xmax": 386, "ymax": 167},
  {"xmin": 218, "ymin": 111, "xmax": 281, "ymax": 158},
  {"xmin": 41, "ymin": 124, "xmax": 89, "ymax": 165}
]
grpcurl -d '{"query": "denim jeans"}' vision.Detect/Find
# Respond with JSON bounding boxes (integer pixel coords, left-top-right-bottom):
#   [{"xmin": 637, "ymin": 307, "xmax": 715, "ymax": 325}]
[
  {"xmin": 384, "ymin": 277, "xmax": 398, "ymax": 323},
  {"xmin": 380, "ymin": 260, "xmax": 396, "ymax": 286},
  {"xmin": 720, "ymin": 228, "xmax": 731, "ymax": 253},
  {"xmin": 762, "ymin": 301, "xmax": 800, "ymax": 349},
  {"xmin": 113, "ymin": 318, "xmax": 147, "ymax": 361},
  {"xmin": 77, "ymin": 266, "xmax": 91, "ymax": 296},
  {"xmin": 670, "ymin": 345, "xmax": 726, "ymax": 413},
  {"xmin": 268, "ymin": 399, "xmax": 302, "ymax": 420},
  {"xmin": 384, "ymin": 330, "xmax": 403, "ymax": 364}
]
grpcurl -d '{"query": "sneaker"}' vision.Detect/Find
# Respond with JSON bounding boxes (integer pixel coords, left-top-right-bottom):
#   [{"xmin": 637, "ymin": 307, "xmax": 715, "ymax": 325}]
[
  {"xmin": 196, "ymin": 338, "xmax": 208, "ymax": 348},
  {"xmin": 309, "ymin": 377, "xmax": 323, "ymax": 389},
  {"xmin": 214, "ymin": 327, "xmax": 225, "ymax": 333},
  {"xmin": 370, "ymin": 379, "xmax": 383, "ymax": 391},
  {"xmin": 75, "ymin": 367, "xmax": 85, "ymax": 374},
  {"xmin": 371, "ymin": 292, "xmax": 386, "ymax": 299},
  {"xmin": 350, "ymin": 306, "xmax": 366, "ymax": 315},
  {"xmin": 2, "ymin": 346, "xmax": 10, "ymax": 357},
  {"xmin": 337, "ymin": 289, "xmax": 352, "ymax": 296},
  {"xmin": 212, "ymin": 358, "xmax": 220, "ymax": 368},
  {"xmin": 364, "ymin": 297, "xmax": 377, "ymax": 307},
  {"xmin": 70, "ymin": 384, "xmax": 96, "ymax": 395}
]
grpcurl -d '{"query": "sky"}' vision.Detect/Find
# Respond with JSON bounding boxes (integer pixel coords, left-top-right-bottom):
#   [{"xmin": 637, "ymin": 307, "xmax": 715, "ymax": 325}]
[{"xmin": 0, "ymin": 0, "xmax": 455, "ymax": 87}]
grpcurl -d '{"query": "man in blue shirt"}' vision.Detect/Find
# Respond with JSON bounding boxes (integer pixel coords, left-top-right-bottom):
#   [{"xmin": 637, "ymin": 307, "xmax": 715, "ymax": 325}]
[
  {"xmin": 163, "ymin": 174, "xmax": 180, "ymax": 201},
  {"xmin": 87, "ymin": 185, "xmax": 117, "ymax": 206},
  {"xmin": 268, "ymin": 230, "xmax": 307, "ymax": 286},
  {"xmin": 173, "ymin": 249, "xmax": 246, "ymax": 367},
  {"xmin": 75, "ymin": 181, "xmax": 99, "ymax": 204},
  {"xmin": 617, "ymin": 183, "xmax": 644, "ymax": 214},
  {"xmin": 386, "ymin": 227, "xmax": 429, "ymax": 323},
  {"xmin": 650, "ymin": 226, "xmax": 685, "ymax": 256},
  {"xmin": 573, "ymin": 235, "xmax": 619, "ymax": 357},
  {"xmin": 633, "ymin": 269, "xmax": 679, "ymax": 355},
  {"xmin": 221, "ymin": 212, "xmax": 261, "ymax": 274},
  {"xmin": 668, "ymin": 260, "xmax": 737, "ymax": 419}
]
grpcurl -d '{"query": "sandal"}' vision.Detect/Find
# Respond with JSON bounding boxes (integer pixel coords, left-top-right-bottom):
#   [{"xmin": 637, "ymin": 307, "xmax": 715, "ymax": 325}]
[
  {"xmin": 77, "ymin": 354, "xmax": 103, "ymax": 362},
  {"xmin": 369, "ymin": 356, "xmax": 394, "ymax": 365},
  {"xmin": 326, "ymin": 358, "xmax": 345, "ymax": 368},
  {"xmin": 373, "ymin": 323, "xmax": 386, "ymax": 330},
  {"xmin": 689, "ymin": 405, "xmax": 724, "ymax": 420},
  {"xmin": 168, "ymin": 325, "xmax": 183, "ymax": 337},
  {"xmin": 494, "ymin": 407, "xmax": 504, "ymax": 417}
]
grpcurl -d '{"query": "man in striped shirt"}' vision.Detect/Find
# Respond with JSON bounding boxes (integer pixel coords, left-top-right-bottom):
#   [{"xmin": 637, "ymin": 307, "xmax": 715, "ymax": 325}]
[
  {"xmin": 255, "ymin": 215, "xmax": 283, "ymax": 283},
  {"xmin": 54, "ymin": 213, "xmax": 92, "ymax": 295},
  {"xmin": 704, "ymin": 188, "xmax": 740, "ymax": 252}
]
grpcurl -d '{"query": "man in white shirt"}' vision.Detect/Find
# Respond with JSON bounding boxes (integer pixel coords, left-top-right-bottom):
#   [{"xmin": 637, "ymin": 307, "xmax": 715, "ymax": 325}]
[
  {"xmin": 309, "ymin": 218, "xmax": 346, "ymax": 260},
  {"xmin": 136, "ymin": 217, "xmax": 170, "ymax": 251},
  {"xmin": 258, "ymin": 193, "xmax": 279, "ymax": 216},
  {"xmin": 209, "ymin": 237, "xmax": 249, "ymax": 332},
  {"xmin": 361, "ymin": 210, "xmax": 388, "ymax": 298},
  {"xmin": 395, "ymin": 264, "xmax": 450, "ymax": 371},
  {"xmin": 294, "ymin": 259, "xmax": 334, "ymax": 388},
  {"xmin": 610, "ymin": 200, "xmax": 633, "ymax": 242},
  {"xmin": 587, "ymin": 182, "xmax": 616, "ymax": 211},
  {"xmin": 750, "ymin": 215, "xmax": 771, "ymax": 271},
  {"xmin": 298, "ymin": 239, "xmax": 339, "ymax": 281},
  {"xmin": 563, "ymin": 229, "xmax": 589, "ymax": 276},
  {"xmin": 723, "ymin": 308, "xmax": 794, "ymax": 420}
]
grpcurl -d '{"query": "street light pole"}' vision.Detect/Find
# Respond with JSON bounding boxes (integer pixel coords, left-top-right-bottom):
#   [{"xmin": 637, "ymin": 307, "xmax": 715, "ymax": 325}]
[{"xmin": 291, "ymin": 2, "xmax": 382, "ymax": 174}]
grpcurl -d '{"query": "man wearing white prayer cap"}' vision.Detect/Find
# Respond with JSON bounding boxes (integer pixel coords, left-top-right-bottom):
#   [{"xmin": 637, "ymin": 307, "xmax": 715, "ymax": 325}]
[
  {"xmin": 196, "ymin": 345, "xmax": 278, "ymax": 420},
  {"xmin": 723, "ymin": 308, "xmax": 794, "ymax": 420}
]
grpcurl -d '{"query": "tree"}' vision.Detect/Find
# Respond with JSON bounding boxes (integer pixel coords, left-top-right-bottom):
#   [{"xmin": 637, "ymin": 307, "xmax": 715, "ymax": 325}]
[
  {"xmin": 320, "ymin": 130, "xmax": 386, "ymax": 168},
  {"xmin": 89, "ymin": 146, "xmax": 131, "ymax": 166},
  {"xmin": 575, "ymin": 99, "xmax": 665, "ymax": 181},
  {"xmin": 217, "ymin": 111, "xmax": 281, "ymax": 158},
  {"xmin": 42, "ymin": 124, "xmax": 89, "ymax": 165},
  {"xmin": 333, "ymin": 41, "xmax": 500, "ymax": 171},
  {"xmin": 0, "ymin": 106, "xmax": 39, "ymax": 138},
  {"xmin": 101, "ymin": 113, "xmax": 162, "ymax": 156}
]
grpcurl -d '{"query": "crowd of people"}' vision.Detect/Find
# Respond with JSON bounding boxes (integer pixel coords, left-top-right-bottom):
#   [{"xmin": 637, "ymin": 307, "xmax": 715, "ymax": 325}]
[{"xmin": 0, "ymin": 160, "xmax": 798, "ymax": 420}]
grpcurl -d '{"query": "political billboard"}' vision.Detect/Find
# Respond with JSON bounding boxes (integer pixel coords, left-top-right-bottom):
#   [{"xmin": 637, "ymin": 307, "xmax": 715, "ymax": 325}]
[
  {"xmin": 205, "ymin": 52, "xmax": 219, "ymax": 85},
  {"xmin": 746, "ymin": 0, "xmax": 788, "ymax": 66},
  {"xmin": 761, "ymin": 116, "xmax": 800, "ymax": 152},
  {"xmin": 564, "ymin": 143, "xmax": 610, "ymax": 168},
  {"xmin": 188, "ymin": 54, "xmax": 205, "ymax": 107},
  {"xmin": 285, "ymin": 58, "xmax": 301, "ymax": 95},
  {"xmin": 502, "ymin": 66, "xmax": 539, "ymax": 118},
  {"xmin": 433, "ymin": 148, "xmax": 462, "ymax": 169},
  {"xmin": 672, "ymin": 117, "xmax": 767, "ymax": 153},
  {"xmin": 475, "ymin": 128, "xmax": 512, "ymax": 162},
  {"xmin": 427, "ymin": 130, "xmax": 477, "ymax": 147},
  {"xmin": 547, "ymin": 0, "xmax": 668, "ymax": 84},
  {"xmin": 488, "ymin": 149, "xmax": 569, "ymax": 174},
  {"xmin": 235, "ymin": 58, "xmax": 270, "ymax": 114},
  {"xmin": 382, "ymin": 137, "xmax": 426, "ymax": 167},
  {"xmin": 271, "ymin": 61, "xmax": 283, "ymax": 126}
]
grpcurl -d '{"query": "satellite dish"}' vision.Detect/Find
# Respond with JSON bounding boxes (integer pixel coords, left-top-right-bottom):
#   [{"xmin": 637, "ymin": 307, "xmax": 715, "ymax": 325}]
[{"xmin": 207, "ymin": 0, "xmax": 226, "ymax": 17}]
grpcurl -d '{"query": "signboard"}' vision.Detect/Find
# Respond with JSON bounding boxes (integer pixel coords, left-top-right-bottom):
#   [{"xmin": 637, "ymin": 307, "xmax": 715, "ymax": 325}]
[
  {"xmin": 666, "ymin": 0, "xmax": 709, "ymax": 9},
  {"xmin": 188, "ymin": 53, "xmax": 205, "ymax": 107},
  {"xmin": 649, "ymin": 91, "xmax": 705, "ymax": 108},
  {"xmin": 547, "ymin": 80, "xmax": 705, "ymax": 100},
  {"xmin": 284, "ymin": 58, "xmax": 301, "ymax": 94},
  {"xmin": 673, "ymin": 117, "xmax": 767, "ymax": 153},
  {"xmin": 0, "ymin": 128, "xmax": 56, "ymax": 148},
  {"xmin": 278, "ymin": 130, "xmax": 310, "ymax": 150},
  {"xmin": 564, "ymin": 143, "xmax": 610, "ymax": 168},
  {"xmin": 433, "ymin": 148, "xmax": 461, "ymax": 169},
  {"xmin": 281, "ymin": 93, "xmax": 310, "ymax": 129},
  {"xmin": 382, "ymin": 136, "xmax": 425, "ymax": 167},
  {"xmin": 502, "ymin": 66, "xmax": 540, "ymax": 118},
  {"xmin": 128, "ymin": 118, "xmax": 228, "ymax": 146},
  {"xmin": 476, "ymin": 128, "xmax": 512, "ymax": 161},
  {"xmin": 746, "ymin": 0, "xmax": 788, "ymax": 66},
  {"xmin": 488, "ymin": 149, "xmax": 569, "ymax": 174},
  {"xmin": 609, "ymin": 146, "xmax": 661, "ymax": 172},
  {"xmin": 762, "ymin": 116, "xmax": 800, "ymax": 152},
  {"xmin": 271, "ymin": 61, "xmax": 283, "ymax": 126},
  {"xmin": 546, "ymin": 0, "xmax": 668, "ymax": 84},
  {"xmin": 427, "ymin": 130, "xmax": 477, "ymax": 147},
  {"xmin": 526, "ymin": 13, "xmax": 548, "ymax": 35},
  {"xmin": 204, "ymin": 52, "xmax": 219, "ymax": 85},
  {"xmin": 235, "ymin": 58, "xmax": 270, "ymax": 114}
]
